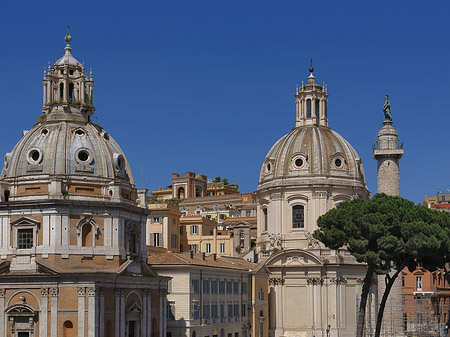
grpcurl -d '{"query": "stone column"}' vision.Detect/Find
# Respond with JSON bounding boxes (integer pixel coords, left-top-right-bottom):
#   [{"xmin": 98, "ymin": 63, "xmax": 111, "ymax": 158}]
[
  {"xmin": 159, "ymin": 290, "xmax": 164, "ymax": 337},
  {"xmin": 50, "ymin": 287, "xmax": 58, "ymax": 337},
  {"xmin": 87, "ymin": 287, "xmax": 98, "ymax": 337},
  {"xmin": 0, "ymin": 289, "xmax": 5, "ymax": 337},
  {"xmin": 115, "ymin": 289, "xmax": 121, "ymax": 337},
  {"xmin": 40, "ymin": 288, "xmax": 49, "ymax": 337},
  {"xmin": 120, "ymin": 289, "xmax": 126, "ymax": 337},
  {"xmin": 142, "ymin": 290, "xmax": 147, "ymax": 337},
  {"xmin": 78, "ymin": 287, "xmax": 86, "ymax": 337},
  {"xmin": 100, "ymin": 289, "xmax": 105, "ymax": 337},
  {"xmin": 147, "ymin": 290, "xmax": 152, "ymax": 337}
]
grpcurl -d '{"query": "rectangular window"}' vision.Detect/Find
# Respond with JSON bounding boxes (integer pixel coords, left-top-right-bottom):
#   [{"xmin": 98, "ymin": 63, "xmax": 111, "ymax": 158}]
[
  {"xmin": 220, "ymin": 243, "xmax": 225, "ymax": 253},
  {"xmin": 206, "ymin": 243, "xmax": 211, "ymax": 253},
  {"xmin": 193, "ymin": 301, "xmax": 200, "ymax": 320},
  {"xmin": 195, "ymin": 210, "xmax": 201, "ymax": 215},
  {"xmin": 203, "ymin": 280, "xmax": 210, "ymax": 294},
  {"xmin": 167, "ymin": 301, "xmax": 175, "ymax": 320},
  {"xmin": 211, "ymin": 281, "xmax": 218, "ymax": 294},
  {"xmin": 212, "ymin": 304, "xmax": 218, "ymax": 318},
  {"xmin": 180, "ymin": 225, "xmax": 183, "ymax": 235},
  {"xmin": 242, "ymin": 303, "xmax": 246, "ymax": 317},
  {"xmin": 416, "ymin": 276, "xmax": 422, "ymax": 291},
  {"xmin": 168, "ymin": 279, "xmax": 173, "ymax": 293},
  {"xmin": 263, "ymin": 208, "xmax": 268, "ymax": 231},
  {"xmin": 220, "ymin": 304, "xmax": 225, "ymax": 318},
  {"xmin": 151, "ymin": 217, "xmax": 162, "ymax": 224},
  {"xmin": 227, "ymin": 281, "xmax": 232, "ymax": 294},
  {"xmin": 245, "ymin": 210, "xmax": 252, "ymax": 217},
  {"xmin": 228, "ymin": 304, "xmax": 233, "ymax": 317},
  {"xmin": 190, "ymin": 244, "xmax": 198, "ymax": 253},
  {"xmin": 172, "ymin": 218, "xmax": 176, "ymax": 225},
  {"xmin": 234, "ymin": 304, "xmax": 239, "ymax": 317},
  {"xmin": 203, "ymin": 304, "xmax": 210, "ymax": 319},
  {"xmin": 180, "ymin": 244, "xmax": 184, "ymax": 252},
  {"xmin": 150, "ymin": 232, "xmax": 162, "ymax": 247},
  {"xmin": 235, "ymin": 333, "xmax": 239, "ymax": 337},
  {"xmin": 192, "ymin": 279, "xmax": 199, "ymax": 293},
  {"xmin": 242, "ymin": 282, "xmax": 248, "ymax": 294},
  {"xmin": 190, "ymin": 225, "xmax": 199, "ymax": 235},
  {"xmin": 234, "ymin": 281, "xmax": 239, "ymax": 294},
  {"xmin": 171, "ymin": 234, "xmax": 178, "ymax": 249},
  {"xmin": 17, "ymin": 228, "xmax": 33, "ymax": 249},
  {"xmin": 219, "ymin": 281, "xmax": 225, "ymax": 294},
  {"xmin": 292, "ymin": 205, "xmax": 305, "ymax": 228}
]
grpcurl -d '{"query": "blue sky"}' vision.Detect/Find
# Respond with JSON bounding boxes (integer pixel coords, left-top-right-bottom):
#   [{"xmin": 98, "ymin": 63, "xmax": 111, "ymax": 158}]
[{"xmin": 1, "ymin": 0, "xmax": 449, "ymax": 204}]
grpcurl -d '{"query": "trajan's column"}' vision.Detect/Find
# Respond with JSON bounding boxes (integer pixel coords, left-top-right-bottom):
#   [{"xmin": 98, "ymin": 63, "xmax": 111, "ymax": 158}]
[{"xmin": 373, "ymin": 95, "xmax": 404, "ymax": 336}]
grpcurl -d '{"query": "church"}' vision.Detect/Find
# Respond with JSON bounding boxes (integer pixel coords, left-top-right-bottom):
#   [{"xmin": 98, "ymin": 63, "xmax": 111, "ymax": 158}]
[
  {"xmin": 255, "ymin": 65, "xmax": 402, "ymax": 337},
  {"xmin": 0, "ymin": 30, "xmax": 168, "ymax": 336}
]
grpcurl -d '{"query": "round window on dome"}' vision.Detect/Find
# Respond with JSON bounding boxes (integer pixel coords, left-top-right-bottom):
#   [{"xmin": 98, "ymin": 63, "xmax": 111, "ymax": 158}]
[
  {"xmin": 295, "ymin": 158, "xmax": 304, "ymax": 168},
  {"xmin": 27, "ymin": 148, "xmax": 42, "ymax": 164},
  {"xmin": 75, "ymin": 148, "xmax": 92, "ymax": 164},
  {"xmin": 78, "ymin": 151, "xmax": 89, "ymax": 162},
  {"xmin": 335, "ymin": 158, "xmax": 342, "ymax": 168},
  {"xmin": 41, "ymin": 129, "xmax": 49, "ymax": 136}
]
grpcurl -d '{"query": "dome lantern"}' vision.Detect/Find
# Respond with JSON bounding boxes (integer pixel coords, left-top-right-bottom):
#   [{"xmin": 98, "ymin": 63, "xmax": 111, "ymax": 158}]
[
  {"xmin": 295, "ymin": 62, "xmax": 328, "ymax": 127},
  {"xmin": 41, "ymin": 27, "xmax": 94, "ymax": 123}
]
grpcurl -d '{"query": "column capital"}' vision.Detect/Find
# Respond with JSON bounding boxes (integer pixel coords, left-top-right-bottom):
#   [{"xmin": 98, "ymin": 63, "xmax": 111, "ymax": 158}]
[
  {"xmin": 50, "ymin": 287, "xmax": 59, "ymax": 297},
  {"xmin": 40, "ymin": 288, "xmax": 49, "ymax": 297},
  {"xmin": 77, "ymin": 287, "xmax": 86, "ymax": 297},
  {"xmin": 87, "ymin": 287, "xmax": 98, "ymax": 297},
  {"xmin": 0, "ymin": 289, "xmax": 5, "ymax": 298}
]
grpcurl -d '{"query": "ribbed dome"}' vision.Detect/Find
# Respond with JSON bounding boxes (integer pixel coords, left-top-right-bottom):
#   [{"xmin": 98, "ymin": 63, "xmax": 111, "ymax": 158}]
[
  {"xmin": 2, "ymin": 121, "xmax": 133, "ymax": 183},
  {"xmin": 258, "ymin": 125, "xmax": 368, "ymax": 192}
]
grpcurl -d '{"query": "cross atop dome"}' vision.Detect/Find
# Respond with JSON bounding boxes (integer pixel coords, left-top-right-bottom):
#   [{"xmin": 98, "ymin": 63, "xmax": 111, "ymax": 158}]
[{"xmin": 294, "ymin": 63, "xmax": 328, "ymax": 127}]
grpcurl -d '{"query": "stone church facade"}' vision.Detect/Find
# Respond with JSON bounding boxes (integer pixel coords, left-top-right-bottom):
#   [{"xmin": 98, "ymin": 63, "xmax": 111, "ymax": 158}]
[
  {"xmin": 255, "ymin": 66, "xmax": 379, "ymax": 337},
  {"xmin": 0, "ymin": 31, "xmax": 167, "ymax": 337}
]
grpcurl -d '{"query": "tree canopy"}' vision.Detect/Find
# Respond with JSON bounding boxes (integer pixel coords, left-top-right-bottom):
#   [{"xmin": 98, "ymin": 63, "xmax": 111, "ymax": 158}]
[{"xmin": 313, "ymin": 193, "xmax": 450, "ymax": 337}]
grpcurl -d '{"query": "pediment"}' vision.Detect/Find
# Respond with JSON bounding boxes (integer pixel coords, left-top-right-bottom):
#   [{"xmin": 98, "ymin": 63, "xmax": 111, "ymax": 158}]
[
  {"xmin": 263, "ymin": 249, "xmax": 323, "ymax": 269},
  {"xmin": 10, "ymin": 217, "xmax": 40, "ymax": 227}
]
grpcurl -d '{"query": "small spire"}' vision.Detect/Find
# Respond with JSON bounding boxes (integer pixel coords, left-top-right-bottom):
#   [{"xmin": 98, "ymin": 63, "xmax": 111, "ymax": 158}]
[
  {"xmin": 309, "ymin": 58, "xmax": 314, "ymax": 75},
  {"xmin": 65, "ymin": 23, "xmax": 72, "ymax": 52},
  {"xmin": 296, "ymin": 84, "xmax": 299, "ymax": 95}
]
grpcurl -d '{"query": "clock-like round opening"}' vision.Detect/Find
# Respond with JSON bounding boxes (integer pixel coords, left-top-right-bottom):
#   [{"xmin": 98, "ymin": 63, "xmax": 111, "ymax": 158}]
[{"xmin": 295, "ymin": 158, "xmax": 304, "ymax": 168}]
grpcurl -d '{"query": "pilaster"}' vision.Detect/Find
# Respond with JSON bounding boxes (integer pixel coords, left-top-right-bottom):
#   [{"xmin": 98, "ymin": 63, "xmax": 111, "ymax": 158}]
[
  {"xmin": 78, "ymin": 287, "xmax": 86, "ymax": 337},
  {"xmin": 87, "ymin": 286, "xmax": 98, "ymax": 337},
  {"xmin": 0, "ymin": 289, "xmax": 5, "ymax": 337},
  {"xmin": 50, "ymin": 287, "xmax": 58, "ymax": 337},
  {"xmin": 40, "ymin": 288, "xmax": 49, "ymax": 337}
]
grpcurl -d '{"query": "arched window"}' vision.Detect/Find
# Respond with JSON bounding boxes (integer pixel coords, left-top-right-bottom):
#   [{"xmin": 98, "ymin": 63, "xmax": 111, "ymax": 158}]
[
  {"xmin": 127, "ymin": 223, "xmax": 140, "ymax": 257},
  {"xmin": 315, "ymin": 100, "xmax": 320, "ymax": 124},
  {"xmin": 177, "ymin": 187, "xmax": 185, "ymax": 200},
  {"xmin": 239, "ymin": 231, "xmax": 245, "ymax": 248},
  {"xmin": 195, "ymin": 188, "xmax": 201, "ymax": 198},
  {"xmin": 4, "ymin": 190, "xmax": 10, "ymax": 202},
  {"xmin": 258, "ymin": 287, "xmax": 264, "ymax": 300},
  {"xmin": 306, "ymin": 99, "xmax": 311, "ymax": 118},
  {"xmin": 63, "ymin": 320, "xmax": 74, "ymax": 337},
  {"xmin": 69, "ymin": 83, "xmax": 74, "ymax": 103},
  {"xmin": 82, "ymin": 224, "xmax": 92, "ymax": 247},
  {"xmin": 262, "ymin": 208, "xmax": 268, "ymax": 231},
  {"xmin": 292, "ymin": 205, "xmax": 305, "ymax": 228},
  {"xmin": 77, "ymin": 218, "xmax": 98, "ymax": 247},
  {"xmin": 59, "ymin": 83, "xmax": 64, "ymax": 102}
]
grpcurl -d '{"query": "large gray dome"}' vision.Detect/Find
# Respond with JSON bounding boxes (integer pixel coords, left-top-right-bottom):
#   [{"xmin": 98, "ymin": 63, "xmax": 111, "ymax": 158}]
[
  {"xmin": 258, "ymin": 125, "xmax": 368, "ymax": 193},
  {"xmin": 2, "ymin": 121, "xmax": 132, "ymax": 183}
]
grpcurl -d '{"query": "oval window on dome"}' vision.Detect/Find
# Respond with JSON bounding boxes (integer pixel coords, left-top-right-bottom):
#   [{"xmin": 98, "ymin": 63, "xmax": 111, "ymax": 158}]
[
  {"xmin": 335, "ymin": 158, "xmax": 342, "ymax": 168},
  {"xmin": 41, "ymin": 128, "xmax": 49, "ymax": 136}
]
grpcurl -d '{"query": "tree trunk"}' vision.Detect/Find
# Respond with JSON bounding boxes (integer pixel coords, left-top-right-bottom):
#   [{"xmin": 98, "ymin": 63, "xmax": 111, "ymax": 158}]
[
  {"xmin": 374, "ymin": 269, "xmax": 402, "ymax": 337},
  {"xmin": 356, "ymin": 267, "xmax": 374, "ymax": 337}
]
